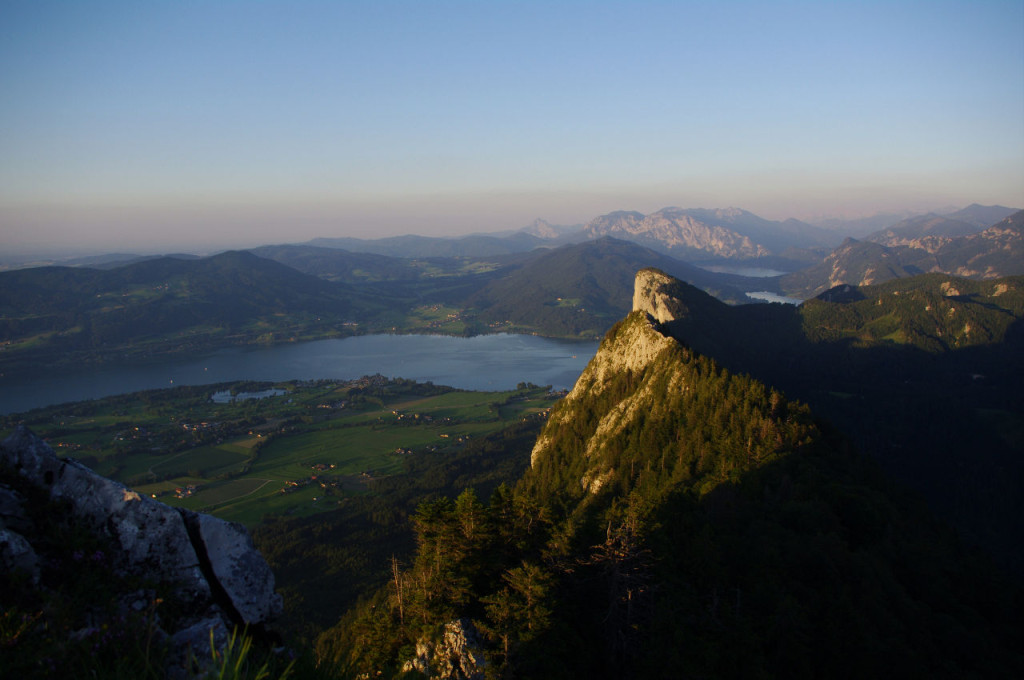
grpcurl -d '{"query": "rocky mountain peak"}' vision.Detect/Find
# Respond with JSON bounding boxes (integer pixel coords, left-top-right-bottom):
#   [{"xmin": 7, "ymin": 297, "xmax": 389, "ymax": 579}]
[
  {"xmin": 633, "ymin": 267, "xmax": 686, "ymax": 323},
  {"xmin": 522, "ymin": 218, "xmax": 559, "ymax": 239},
  {"xmin": 529, "ymin": 270, "xmax": 687, "ymax": 471},
  {"xmin": 582, "ymin": 209, "xmax": 769, "ymax": 259}
]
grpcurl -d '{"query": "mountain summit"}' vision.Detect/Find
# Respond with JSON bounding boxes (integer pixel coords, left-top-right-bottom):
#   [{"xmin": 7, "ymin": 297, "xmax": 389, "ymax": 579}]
[
  {"xmin": 579, "ymin": 207, "xmax": 839, "ymax": 260},
  {"xmin": 528, "ymin": 267, "xmax": 818, "ymax": 495},
  {"xmin": 582, "ymin": 208, "xmax": 769, "ymax": 259}
]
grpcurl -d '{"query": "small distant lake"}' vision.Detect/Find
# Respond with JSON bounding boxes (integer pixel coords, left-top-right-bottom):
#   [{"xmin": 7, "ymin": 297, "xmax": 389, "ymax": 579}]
[
  {"xmin": 746, "ymin": 291, "xmax": 803, "ymax": 305},
  {"xmin": 0, "ymin": 334, "xmax": 600, "ymax": 415}
]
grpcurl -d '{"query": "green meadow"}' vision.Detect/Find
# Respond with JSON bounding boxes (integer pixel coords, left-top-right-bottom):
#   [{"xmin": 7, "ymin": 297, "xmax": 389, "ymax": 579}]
[{"xmin": 2, "ymin": 378, "xmax": 558, "ymax": 526}]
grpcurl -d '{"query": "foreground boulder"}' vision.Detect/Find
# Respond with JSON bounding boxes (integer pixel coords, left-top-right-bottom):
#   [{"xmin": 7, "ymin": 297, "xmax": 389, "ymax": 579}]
[
  {"xmin": 0, "ymin": 425, "xmax": 283, "ymax": 676},
  {"xmin": 401, "ymin": 619, "xmax": 487, "ymax": 680}
]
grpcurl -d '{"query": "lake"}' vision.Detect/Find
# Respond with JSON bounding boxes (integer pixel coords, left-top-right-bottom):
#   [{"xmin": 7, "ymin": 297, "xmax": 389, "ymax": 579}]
[
  {"xmin": 745, "ymin": 291, "xmax": 803, "ymax": 305},
  {"xmin": 0, "ymin": 334, "xmax": 600, "ymax": 415}
]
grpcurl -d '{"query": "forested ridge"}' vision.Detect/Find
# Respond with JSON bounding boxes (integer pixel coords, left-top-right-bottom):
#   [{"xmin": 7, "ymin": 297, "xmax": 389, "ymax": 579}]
[
  {"xmin": 314, "ymin": 291, "xmax": 1023, "ymax": 678},
  {"xmin": 656, "ymin": 273, "xmax": 1024, "ymax": 571},
  {"xmin": 0, "ymin": 250, "xmax": 392, "ymax": 369},
  {"xmin": 0, "ymin": 238, "xmax": 762, "ymax": 372}
]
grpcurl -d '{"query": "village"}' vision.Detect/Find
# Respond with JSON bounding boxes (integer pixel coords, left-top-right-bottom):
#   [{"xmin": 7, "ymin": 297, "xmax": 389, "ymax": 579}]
[{"xmin": 279, "ymin": 462, "xmax": 342, "ymax": 497}]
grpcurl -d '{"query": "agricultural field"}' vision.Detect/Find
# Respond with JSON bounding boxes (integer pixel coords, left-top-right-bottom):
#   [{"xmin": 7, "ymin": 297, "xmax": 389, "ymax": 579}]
[
  {"xmin": 1, "ymin": 377, "xmax": 559, "ymax": 526},
  {"xmin": 404, "ymin": 304, "xmax": 471, "ymax": 333}
]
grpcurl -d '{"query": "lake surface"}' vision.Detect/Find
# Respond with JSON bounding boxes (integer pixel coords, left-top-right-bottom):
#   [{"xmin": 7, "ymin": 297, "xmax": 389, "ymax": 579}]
[
  {"xmin": 0, "ymin": 334, "xmax": 600, "ymax": 415},
  {"xmin": 745, "ymin": 291, "xmax": 803, "ymax": 305}
]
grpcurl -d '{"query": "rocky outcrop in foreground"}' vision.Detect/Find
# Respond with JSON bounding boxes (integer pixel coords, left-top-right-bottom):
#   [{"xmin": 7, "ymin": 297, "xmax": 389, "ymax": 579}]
[
  {"xmin": 0, "ymin": 425, "xmax": 282, "ymax": 677},
  {"xmin": 401, "ymin": 619, "xmax": 487, "ymax": 679}
]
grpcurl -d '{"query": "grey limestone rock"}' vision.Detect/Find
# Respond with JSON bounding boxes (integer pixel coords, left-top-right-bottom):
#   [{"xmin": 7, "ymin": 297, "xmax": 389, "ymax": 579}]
[
  {"xmin": 402, "ymin": 618, "xmax": 487, "ymax": 679},
  {"xmin": 184, "ymin": 510, "xmax": 283, "ymax": 623},
  {"xmin": 0, "ymin": 425, "xmax": 284, "ymax": 668},
  {"xmin": 1, "ymin": 425, "xmax": 208, "ymax": 593}
]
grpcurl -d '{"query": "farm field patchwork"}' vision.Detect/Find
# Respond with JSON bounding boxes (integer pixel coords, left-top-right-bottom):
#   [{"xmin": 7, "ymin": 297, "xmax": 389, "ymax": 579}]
[{"xmin": 2, "ymin": 377, "xmax": 560, "ymax": 526}]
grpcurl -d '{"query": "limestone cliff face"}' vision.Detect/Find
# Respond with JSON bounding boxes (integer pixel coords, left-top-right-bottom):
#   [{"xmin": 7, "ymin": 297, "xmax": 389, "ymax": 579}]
[
  {"xmin": 583, "ymin": 208, "xmax": 769, "ymax": 259},
  {"xmin": 529, "ymin": 268, "xmax": 816, "ymax": 497},
  {"xmin": 401, "ymin": 618, "xmax": 487, "ymax": 679},
  {"xmin": 529, "ymin": 270, "xmax": 685, "ymax": 481},
  {"xmin": 632, "ymin": 267, "xmax": 689, "ymax": 323}
]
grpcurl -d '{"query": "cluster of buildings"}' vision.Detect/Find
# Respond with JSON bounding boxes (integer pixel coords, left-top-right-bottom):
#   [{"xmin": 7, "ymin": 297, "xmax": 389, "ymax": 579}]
[
  {"xmin": 173, "ymin": 484, "xmax": 197, "ymax": 498},
  {"xmin": 280, "ymin": 462, "xmax": 340, "ymax": 495}
]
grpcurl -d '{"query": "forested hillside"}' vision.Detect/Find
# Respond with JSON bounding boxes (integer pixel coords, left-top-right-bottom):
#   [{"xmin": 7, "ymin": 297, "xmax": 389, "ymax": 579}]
[
  {"xmin": 0, "ymin": 250, "xmax": 395, "ymax": 369},
  {"xmin": 317, "ymin": 270, "xmax": 1022, "ymax": 678},
  {"xmin": 0, "ymin": 239, "xmax": 765, "ymax": 373},
  {"xmin": 463, "ymin": 238, "xmax": 751, "ymax": 337},
  {"xmin": 657, "ymin": 272, "xmax": 1024, "ymax": 570}
]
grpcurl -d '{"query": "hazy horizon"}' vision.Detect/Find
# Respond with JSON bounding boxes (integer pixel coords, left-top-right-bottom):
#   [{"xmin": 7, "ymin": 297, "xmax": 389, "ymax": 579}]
[{"xmin": 2, "ymin": 1, "xmax": 1022, "ymax": 256}]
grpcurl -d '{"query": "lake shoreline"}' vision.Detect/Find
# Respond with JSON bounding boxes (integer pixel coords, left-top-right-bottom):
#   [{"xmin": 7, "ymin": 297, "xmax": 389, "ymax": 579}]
[
  {"xmin": 0, "ymin": 332, "xmax": 600, "ymax": 415},
  {"xmin": 0, "ymin": 326, "xmax": 602, "ymax": 376}
]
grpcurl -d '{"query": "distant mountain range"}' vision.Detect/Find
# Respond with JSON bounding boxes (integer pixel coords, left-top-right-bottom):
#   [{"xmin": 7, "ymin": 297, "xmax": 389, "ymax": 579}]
[
  {"xmin": 579, "ymin": 206, "xmax": 838, "ymax": 261},
  {"xmin": 305, "ymin": 231, "xmax": 549, "ymax": 258},
  {"xmin": 864, "ymin": 203, "xmax": 1019, "ymax": 247},
  {"xmin": 5, "ymin": 202, "xmax": 1021, "ymax": 371},
  {"xmin": 6, "ymin": 203, "xmax": 1020, "ymax": 295},
  {"xmin": 287, "ymin": 204, "xmax": 1018, "ymax": 278},
  {"xmin": 782, "ymin": 209, "xmax": 1024, "ymax": 297},
  {"xmin": 292, "ymin": 205, "xmax": 841, "ymax": 265}
]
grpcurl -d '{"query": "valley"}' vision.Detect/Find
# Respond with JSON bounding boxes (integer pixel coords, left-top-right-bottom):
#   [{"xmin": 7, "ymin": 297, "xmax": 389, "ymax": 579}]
[{"xmin": 0, "ymin": 378, "xmax": 561, "ymax": 528}]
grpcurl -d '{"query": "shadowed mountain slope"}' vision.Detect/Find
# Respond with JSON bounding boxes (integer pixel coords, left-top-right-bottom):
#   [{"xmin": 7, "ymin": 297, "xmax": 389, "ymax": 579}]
[
  {"xmin": 321, "ymin": 268, "xmax": 1023, "ymax": 679},
  {"xmin": 644, "ymin": 271, "xmax": 1024, "ymax": 571}
]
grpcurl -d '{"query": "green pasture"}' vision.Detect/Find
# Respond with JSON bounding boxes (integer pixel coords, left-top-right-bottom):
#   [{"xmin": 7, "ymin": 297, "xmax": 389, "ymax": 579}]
[
  {"xmin": 120, "ymin": 445, "xmax": 237, "ymax": 480},
  {"xmin": 168, "ymin": 478, "xmax": 340, "ymax": 525},
  {"xmin": 131, "ymin": 479, "xmax": 189, "ymax": 497},
  {"xmin": 410, "ymin": 304, "xmax": 461, "ymax": 322},
  {"xmin": 250, "ymin": 423, "xmax": 433, "ymax": 478},
  {"xmin": 179, "ymin": 477, "xmax": 282, "ymax": 508},
  {"xmin": 405, "ymin": 305, "xmax": 470, "ymax": 333},
  {"xmin": 2, "ymin": 380, "xmax": 561, "ymax": 527}
]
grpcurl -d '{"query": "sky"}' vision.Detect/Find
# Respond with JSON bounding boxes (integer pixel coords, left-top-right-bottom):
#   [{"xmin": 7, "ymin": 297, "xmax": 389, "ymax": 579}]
[{"xmin": 1, "ymin": 0, "xmax": 1022, "ymax": 255}]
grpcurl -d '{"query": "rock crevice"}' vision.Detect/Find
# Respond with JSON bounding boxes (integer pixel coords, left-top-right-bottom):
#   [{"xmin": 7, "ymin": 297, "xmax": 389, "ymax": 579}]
[{"xmin": 0, "ymin": 425, "xmax": 283, "ymax": 674}]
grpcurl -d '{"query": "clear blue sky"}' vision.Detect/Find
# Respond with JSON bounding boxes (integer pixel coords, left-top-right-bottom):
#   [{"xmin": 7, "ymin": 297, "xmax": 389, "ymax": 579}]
[{"xmin": 2, "ymin": 0, "xmax": 1022, "ymax": 254}]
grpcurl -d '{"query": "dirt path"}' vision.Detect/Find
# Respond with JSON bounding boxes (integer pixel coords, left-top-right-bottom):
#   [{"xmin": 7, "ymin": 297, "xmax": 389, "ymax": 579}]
[{"xmin": 216, "ymin": 478, "xmax": 278, "ymax": 504}]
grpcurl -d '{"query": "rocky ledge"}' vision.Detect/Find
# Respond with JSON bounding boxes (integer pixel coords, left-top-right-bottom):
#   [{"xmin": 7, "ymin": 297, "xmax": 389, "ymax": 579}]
[{"xmin": 0, "ymin": 425, "xmax": 283, "ymax": 676}]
